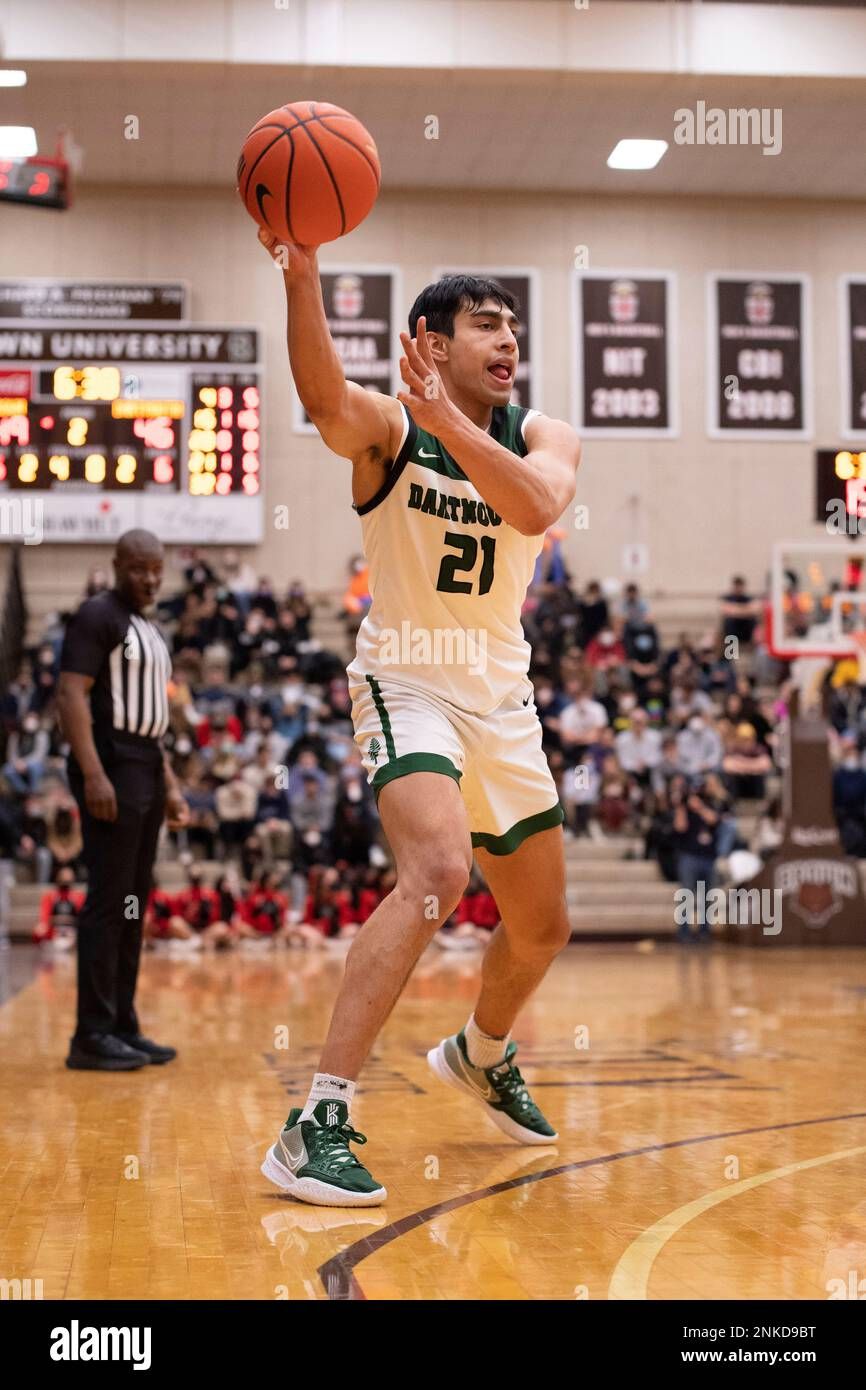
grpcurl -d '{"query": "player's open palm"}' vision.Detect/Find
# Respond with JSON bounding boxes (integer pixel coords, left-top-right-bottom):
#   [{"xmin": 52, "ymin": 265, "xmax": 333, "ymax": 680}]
[{"xmin": 398, "ymin": 318, "xmax": 456, "ymax": 434}]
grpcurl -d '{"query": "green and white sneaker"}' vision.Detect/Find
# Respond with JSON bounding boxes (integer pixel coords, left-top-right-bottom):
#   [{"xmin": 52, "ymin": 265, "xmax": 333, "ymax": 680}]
[
  {"xmin": 261, "ymin": 1099, "xmax": 387, "ymax": 1207},
  {"xmin": 427, "ymin": 1030, "xmax": 558, "ymax": 1144}
]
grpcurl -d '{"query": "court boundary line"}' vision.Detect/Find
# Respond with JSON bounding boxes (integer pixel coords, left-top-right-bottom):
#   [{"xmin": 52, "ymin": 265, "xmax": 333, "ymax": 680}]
[{"xmin": 316, "ymin": 1110, "xmax": 866, "ymax": 1300}]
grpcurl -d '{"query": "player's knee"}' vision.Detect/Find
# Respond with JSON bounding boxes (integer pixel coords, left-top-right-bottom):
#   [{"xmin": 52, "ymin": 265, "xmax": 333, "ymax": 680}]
[{"xmin": 401, "ymin": 853, "xmax": 471, "ymax": 921}]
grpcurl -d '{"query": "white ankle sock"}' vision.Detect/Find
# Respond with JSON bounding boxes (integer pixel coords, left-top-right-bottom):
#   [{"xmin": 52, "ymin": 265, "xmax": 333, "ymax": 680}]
[
  {"xmin": 464, "ymin": 1014, "xmax": 509, "ymax": 1069},
  {"xmin": 299, "ymin": 1072, "xmax": 356, "ymax": 1121}
]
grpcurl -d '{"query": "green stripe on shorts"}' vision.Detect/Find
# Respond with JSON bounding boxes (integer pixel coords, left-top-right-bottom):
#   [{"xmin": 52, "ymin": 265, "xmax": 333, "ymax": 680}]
[
  {"xmin": 372, "ymin": 752, "xmax": 462, "ymax": 799},
  {"xmin": 365, "ymin": 674, "xmax": 396, "ymax": 761},
  {"xmin": 471, "ymin": 803, "xmax": 564, "ymax": 856}
]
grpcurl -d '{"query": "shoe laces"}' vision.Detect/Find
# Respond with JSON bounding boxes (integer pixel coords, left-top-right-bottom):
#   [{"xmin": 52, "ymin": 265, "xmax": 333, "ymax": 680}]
[
  {"xmin": 490, "ymin": 1062, "xmax": 532, "ymax": 1110},
  {"xmin": 309, "ymin": 1120, "xmax": 368, "ymax": 1171}
]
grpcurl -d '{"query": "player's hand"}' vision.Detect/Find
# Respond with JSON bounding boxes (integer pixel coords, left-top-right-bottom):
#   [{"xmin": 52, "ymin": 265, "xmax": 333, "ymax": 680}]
[
  {"xmin": 397, "ymin": 318, "xmax": 458, "ymax": 434},
  {"xmin": 257, "ymin": 227, "xmax": 318, "ymax": 277},
  {"xmin": 165, "ymin": 789, "xmax": 190, "ymax": 831},
  {"xmin": 85, "ymin": 770, "xmax": 118, "ymax": 822}
]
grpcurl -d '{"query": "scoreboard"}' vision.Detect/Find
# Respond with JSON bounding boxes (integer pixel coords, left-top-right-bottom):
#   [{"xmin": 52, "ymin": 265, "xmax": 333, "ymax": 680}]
[{"xmin": 0, "ymin": 322, "xmax": 263, "ymax": 542}]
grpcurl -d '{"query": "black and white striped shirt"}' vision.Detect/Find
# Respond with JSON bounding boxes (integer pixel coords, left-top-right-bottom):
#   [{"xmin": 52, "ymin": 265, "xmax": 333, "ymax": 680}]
[{"xmin": 61, "ymin": 590, "xmax": 172, "ymax": 748}]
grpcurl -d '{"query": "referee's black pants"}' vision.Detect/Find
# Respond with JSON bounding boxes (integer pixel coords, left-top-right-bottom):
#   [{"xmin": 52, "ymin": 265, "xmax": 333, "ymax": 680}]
[{"xmin": 69, "ymin": 754, "xmax": 164, "ymax": 1040}]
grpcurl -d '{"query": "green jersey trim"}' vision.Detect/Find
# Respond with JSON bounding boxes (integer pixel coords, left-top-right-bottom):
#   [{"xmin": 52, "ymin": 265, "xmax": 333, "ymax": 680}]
[
  {"xmin": 471, "ymin": 802, "xmax": 564, "ymax": 856},
  {"xmin": 354, "ymin": 408, "xmax": 417, "ymax": 518}
]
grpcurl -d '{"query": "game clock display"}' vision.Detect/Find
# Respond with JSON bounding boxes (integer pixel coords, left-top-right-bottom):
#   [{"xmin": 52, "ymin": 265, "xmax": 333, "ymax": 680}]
[
  {"xmin": 0, "ymin": 157, "xmax": 69, "ymax": 210},
  {"xmin": 0, "ymin": 322, "xmax": 262, "ymax": 541},
  {"xmin": 0, "ymin": 368, "xmax": 260, "ymax": 495}
]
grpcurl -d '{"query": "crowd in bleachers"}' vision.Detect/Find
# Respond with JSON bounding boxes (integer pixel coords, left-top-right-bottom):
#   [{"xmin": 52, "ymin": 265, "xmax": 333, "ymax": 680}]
[{"xmin": 2, "ymin": 538, "xmax": 866, "ymax": 950}]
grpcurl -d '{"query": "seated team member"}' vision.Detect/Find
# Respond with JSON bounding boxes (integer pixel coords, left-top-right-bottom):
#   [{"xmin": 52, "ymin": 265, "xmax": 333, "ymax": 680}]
[
  {"xmin": 34, "ymin": 868, "xmax": 84, "ymax": 947},
  {"xmin": 300, "ymin": 865, "xmax": 358, "ymax": 943},
  {"xmin": 213, "ymin": 869, "xmax": 244, "ymax": 946},
  {"xmin": 239, "ymin": 869, "xmax": 290, "ymax": 942},
  {"xmin": 174, "ymin": 867, "xmax": 226, "ymax": 947},
  {"xmin": 143, "ymin": 875, "xmax": 193, "ymax": 945}
]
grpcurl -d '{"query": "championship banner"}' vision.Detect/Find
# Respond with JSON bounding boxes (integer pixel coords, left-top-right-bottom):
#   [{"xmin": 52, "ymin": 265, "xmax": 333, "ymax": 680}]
[
  {"xmin": 0, "ymin": 279, "xmax": 187, "ymax": 321},
  {"xmin": 293, "ymin": 268, "xmax": 398, "ymax": 434},
  {"xmin": 840, "ymin": 277, "xmax": 866, "ymax": 439},
  {"xmin": 708, "ymin": 273, "xmax": 810, "ymax": 439},
  {"xmin": 572, "ymin": 270, "xmax": 677, "ymax": 438},
  {"xmin": 726, "ymin": 689, "xmax": 866, "ymax": 946},
  {"xmin": 434, "ymin": 268, "xmax": 539, "ymax": 411}
]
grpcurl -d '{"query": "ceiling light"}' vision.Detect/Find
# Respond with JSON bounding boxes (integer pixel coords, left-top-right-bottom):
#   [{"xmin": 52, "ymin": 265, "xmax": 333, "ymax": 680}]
[
  {"xmin": 0, "ymin": 71, "xmax": 27, "ymax": 88},
  {"xmin": 0, "ymin": 127, "xmax": 38, "ymax": 157},
  {"xmin": 607, "ymin": 139, "xmax": 668, "ymax": 171}
]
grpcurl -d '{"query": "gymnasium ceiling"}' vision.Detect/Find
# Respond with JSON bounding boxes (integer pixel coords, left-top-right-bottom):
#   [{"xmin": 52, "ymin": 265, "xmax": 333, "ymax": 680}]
[
  {"xmin": 4, "ymin": 62, "xmax": 865, "ymax": 202},
  {"xmin": 1, "ymin": 1, "xmax": 865, "ymax": 202}
]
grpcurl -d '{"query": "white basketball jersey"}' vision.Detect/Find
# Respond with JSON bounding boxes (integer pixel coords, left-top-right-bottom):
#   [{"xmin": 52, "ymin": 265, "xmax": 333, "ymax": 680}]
[{"xmin": 350, "ymin": 402, "xmax": 544, "ymax": 715}]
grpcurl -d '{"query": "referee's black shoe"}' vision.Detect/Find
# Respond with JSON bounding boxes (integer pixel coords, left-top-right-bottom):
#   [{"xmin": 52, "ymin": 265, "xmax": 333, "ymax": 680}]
[
  {"xmin": 66, "ymin": 1033, "xmax": 151, "ymax": 1071},
  {"xmin": 115, "ymin": 1033, "xmax": 177, "ymax": 1065}
]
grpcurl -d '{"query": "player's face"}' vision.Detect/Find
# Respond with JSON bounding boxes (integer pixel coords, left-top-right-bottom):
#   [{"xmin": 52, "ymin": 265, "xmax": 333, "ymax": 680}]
[{"xmin": 445, "ymin": 299, "xmax": 519, "ymax": 405}]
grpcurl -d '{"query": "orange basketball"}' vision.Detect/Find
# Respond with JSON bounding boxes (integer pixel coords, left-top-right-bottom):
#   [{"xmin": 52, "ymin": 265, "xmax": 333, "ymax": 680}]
[{"xmin": 237, "ymin": 100, "xmax": 380, "ymax": 246}]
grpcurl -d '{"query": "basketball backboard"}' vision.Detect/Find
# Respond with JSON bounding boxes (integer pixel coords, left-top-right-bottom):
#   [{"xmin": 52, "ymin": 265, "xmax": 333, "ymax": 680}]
[{"xmin": 769, "ymin": 539, "xmax": 866, "ymax": 660}]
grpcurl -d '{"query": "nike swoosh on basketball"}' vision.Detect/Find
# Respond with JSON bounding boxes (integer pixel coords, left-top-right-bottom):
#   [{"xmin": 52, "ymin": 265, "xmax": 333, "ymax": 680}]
[
  {"xmin": 255, "ymin": 183, "xmax": 272, "ymax": 221},
  {"xmin": 418, "ymin": 448, "xmax": 438, "ymax": 458}
]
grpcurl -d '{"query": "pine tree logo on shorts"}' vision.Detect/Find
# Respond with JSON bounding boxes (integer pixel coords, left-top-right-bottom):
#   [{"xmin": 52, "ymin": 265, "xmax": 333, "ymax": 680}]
[{"xmin": 369, "ymin": 737, "xmax": 382, "ymax": 765}]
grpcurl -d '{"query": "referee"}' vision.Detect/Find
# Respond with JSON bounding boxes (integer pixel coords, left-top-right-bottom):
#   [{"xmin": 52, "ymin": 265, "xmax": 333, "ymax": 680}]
[{"xmin": 57, "ymin": 529, "xmax": 189, "ymax": 1071}]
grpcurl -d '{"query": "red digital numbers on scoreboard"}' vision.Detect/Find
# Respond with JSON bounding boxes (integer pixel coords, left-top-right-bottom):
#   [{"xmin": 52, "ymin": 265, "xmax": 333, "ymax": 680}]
[{"xmin": 188, "ymin": 377, "xmax": 260, "ymax": 496}]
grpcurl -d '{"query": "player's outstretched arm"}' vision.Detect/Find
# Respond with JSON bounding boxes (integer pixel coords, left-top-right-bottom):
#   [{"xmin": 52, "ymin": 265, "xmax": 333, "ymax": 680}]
[{"xmin": 258, "ymin": 229, "xmax": 400, "ymax": 464}]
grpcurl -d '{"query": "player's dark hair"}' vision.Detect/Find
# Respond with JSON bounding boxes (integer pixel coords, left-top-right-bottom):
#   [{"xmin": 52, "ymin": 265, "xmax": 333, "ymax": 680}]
[{"xmin": 408, "ymin": 275, "xmax": 519, "ymax": 337}]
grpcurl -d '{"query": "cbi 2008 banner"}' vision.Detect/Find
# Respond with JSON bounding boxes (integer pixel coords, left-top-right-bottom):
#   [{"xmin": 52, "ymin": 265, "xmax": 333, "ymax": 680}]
[
  {"xmin": 434, "ymin": 268, "xmax": 539, "ymax": 411},
  {"xmin": 292, "ymin": 268, "xmax": 399, "ymax": 434},
  {"xmin": 572, "ymin": 271, "xmax": 677, "ymax": 438},
  {"xmin": 707, "ymin": 274, "xmax": 811, "ymax": 439}
]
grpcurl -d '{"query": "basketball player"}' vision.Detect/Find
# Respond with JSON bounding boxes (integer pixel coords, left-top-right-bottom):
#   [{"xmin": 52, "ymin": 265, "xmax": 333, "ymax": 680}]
[{"xmin": 259, "ymin": 233, "xmax": 580, "ymax": 1206}]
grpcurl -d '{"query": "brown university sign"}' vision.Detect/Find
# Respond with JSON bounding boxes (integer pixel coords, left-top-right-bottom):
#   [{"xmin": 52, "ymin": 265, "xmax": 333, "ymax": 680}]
[{"xmin": 726, "ymin": 689, "xmax": 866, "ymax": 945}]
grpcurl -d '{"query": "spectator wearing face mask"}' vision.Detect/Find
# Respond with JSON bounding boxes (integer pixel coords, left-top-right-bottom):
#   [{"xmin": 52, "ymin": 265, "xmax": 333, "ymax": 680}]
[
  {"xmin": 651, "ymin": 736, "xmax": 681, "ymax": 795},
  {"xmin": 577, "ymin": 581, "xmax": 610, "ymax": 646},
  {"xmin": 330, "ymin": 778, "xmax": 376, "ymax": 866},
  {"xmin": 215, "ymin": 771, "xmax": 258, "ymax": 857},
  {"xmin": 676, "ymin": 715, "xmax": 723, "ymax": 779},
  {"xmin": 3, "ymin": 713, "xmax": 49, "ymax": 794},
  {"xmin": 672, "ymin": 777, "xmax": 721, "ymax": 942},
  {"xmin": 144, "ymin": 876, "xmax": 193, "ymax": 945},
  {"xmin": 584, "ymin": 627, "xmax": 627, "ymax": 674},
  {"xmin": 290, "ymin": 772, "xmax": 333, "ymax": 871},
  {"xmin": 556, "ymin": 681, "xmax": 609, "ymax": 767},
  {"xmin": 615, "ymin": 708, "xmax": 662, "ymax": 787},
  {"xmin": 239, "ymin": 870, "xmax": 290, "ymax": 940},
  {"xmin": 34, "ymin": 868, "xmax": 85, "ymax": 946},
  {"xmin": 174, "ymin": 868, "xmax": 221, "ymax": 937}
]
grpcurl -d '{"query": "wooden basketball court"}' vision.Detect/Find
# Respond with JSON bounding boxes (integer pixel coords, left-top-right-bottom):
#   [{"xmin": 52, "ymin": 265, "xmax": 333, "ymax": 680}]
[{"xmin": 2, "ymin": 941, "xmax": 865, "ymax": 1301}]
